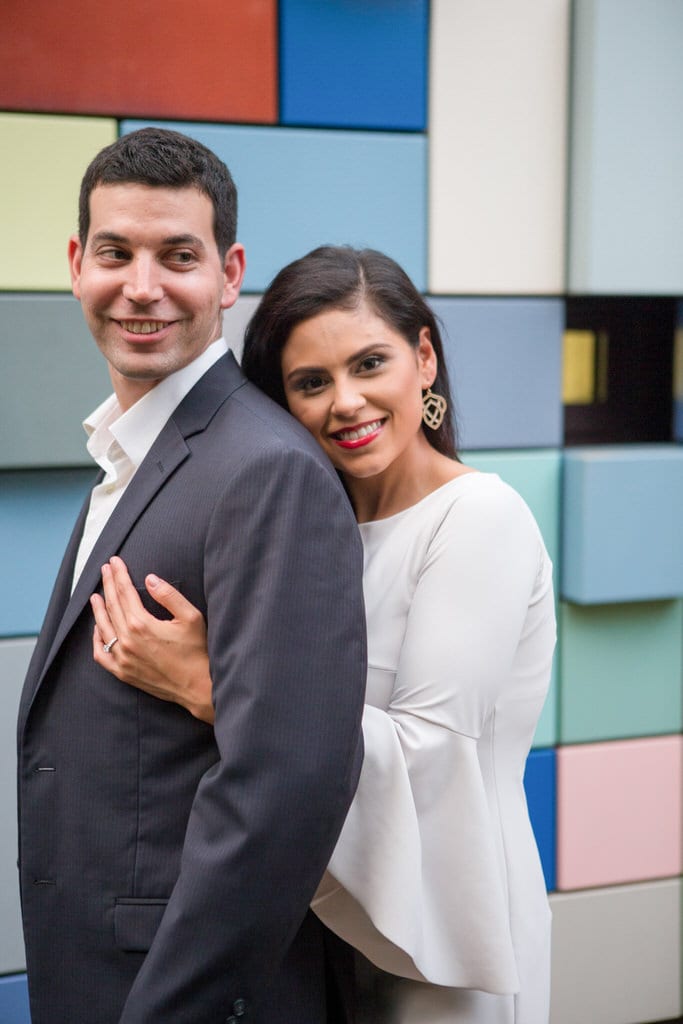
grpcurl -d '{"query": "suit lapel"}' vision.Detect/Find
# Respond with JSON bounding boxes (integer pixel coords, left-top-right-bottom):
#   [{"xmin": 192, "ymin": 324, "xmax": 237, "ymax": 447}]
[{"xmin": 21, "ymin": 352, "xmax": 247, "ymax": 713}]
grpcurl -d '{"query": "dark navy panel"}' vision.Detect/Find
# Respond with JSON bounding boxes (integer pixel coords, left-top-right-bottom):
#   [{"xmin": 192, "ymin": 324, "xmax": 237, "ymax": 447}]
[
  {"xmin": 0, "ymin": 975, "xmax": 30, "ymax": 1024},
  {"xmin": 524, "ymin": 748, "xmax": 557, "ymax": 891},
  {"xmin": 279, "ymin": 0, "xmax": 428, "ymax": 130},
  {"xmin": 0, "ymin": 295, "xmax": 112, "ymax": 469},
  {"xmin": 430, "ymin": 298, "xmax": 564, "ymax": 449},
  {"xmin": 0, "ymin": 469, "xmax": 96, "ymax": 636}
]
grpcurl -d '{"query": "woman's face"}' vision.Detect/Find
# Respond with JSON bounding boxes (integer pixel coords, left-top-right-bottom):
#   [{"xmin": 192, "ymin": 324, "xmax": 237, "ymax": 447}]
[{"xmin": 280, "ymin": 301, "xmax": 436, "ymax": 481}]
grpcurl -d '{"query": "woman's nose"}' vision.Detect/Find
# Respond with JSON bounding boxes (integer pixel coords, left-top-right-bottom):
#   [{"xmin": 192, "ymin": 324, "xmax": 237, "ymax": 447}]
[
  {"xmin": 122, "ymin": 256, "xmax": 163, "ymax": 304},
  {"xmin": 331, "ymin": 381, "xmax": 366, "ymax": 418}
]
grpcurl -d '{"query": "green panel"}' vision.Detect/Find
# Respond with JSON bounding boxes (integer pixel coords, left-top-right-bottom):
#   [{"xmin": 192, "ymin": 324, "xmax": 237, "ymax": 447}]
[
  {"xmin": 559, "ymin": 599, "xmax": 683, "ymax": 743},
  {"xmin": 0, "ymin": 113, "xmax": 117, "ymax": 291},
  {"xmin": 462, "ymin": 449, "xmax": 561, "ymax": 748}
]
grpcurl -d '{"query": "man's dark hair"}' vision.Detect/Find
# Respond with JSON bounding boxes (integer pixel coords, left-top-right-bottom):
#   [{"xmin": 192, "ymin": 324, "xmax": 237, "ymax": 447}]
[
  {"xmin": 242, "ymin": 245, "xmax": 459, "ymax": 460},
  {"xmin": 78, "ymin": 127, "xmax": 237, "ymax": 257}
]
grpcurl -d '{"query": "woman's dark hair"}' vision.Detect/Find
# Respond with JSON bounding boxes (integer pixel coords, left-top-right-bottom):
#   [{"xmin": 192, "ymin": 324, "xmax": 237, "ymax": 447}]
[{"xmin": 242, "ymin": 246, "xmax": 459, "ymax": 458}]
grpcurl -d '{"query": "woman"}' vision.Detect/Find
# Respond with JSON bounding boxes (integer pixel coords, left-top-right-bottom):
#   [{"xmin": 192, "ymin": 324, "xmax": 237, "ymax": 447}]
[{"xmin": 91, "ymin": 246, "xmax": 556, "ymax": 1023}]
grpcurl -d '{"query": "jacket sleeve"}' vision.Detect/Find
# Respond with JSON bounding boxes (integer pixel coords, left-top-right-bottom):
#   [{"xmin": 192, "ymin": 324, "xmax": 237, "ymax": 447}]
[{"xmin": 118, "ymin": 442, "xmax": 367, "ymax": 1022}]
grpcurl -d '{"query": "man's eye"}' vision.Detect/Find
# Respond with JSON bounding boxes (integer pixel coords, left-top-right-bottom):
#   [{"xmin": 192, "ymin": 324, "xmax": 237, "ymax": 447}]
[
  {"xmin": 100, "ymin": 248, "xmax": 128, "ymax": 261},
  {"xmin": 170, "ymin": 251, "xmax": 195, "ymax": 264}
]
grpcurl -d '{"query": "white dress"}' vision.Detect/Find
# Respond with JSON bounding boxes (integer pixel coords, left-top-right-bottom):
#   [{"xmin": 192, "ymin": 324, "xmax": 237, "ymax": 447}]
[{"xmin": 312, "ymin": 473, "xmax": 556, "ymax": 1024}]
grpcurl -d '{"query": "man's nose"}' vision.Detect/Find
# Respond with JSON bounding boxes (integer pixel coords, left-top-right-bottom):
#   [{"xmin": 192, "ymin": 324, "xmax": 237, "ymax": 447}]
[{"xmin": 122, "ymin": 256, "xmax": 163, "ymax": 304}]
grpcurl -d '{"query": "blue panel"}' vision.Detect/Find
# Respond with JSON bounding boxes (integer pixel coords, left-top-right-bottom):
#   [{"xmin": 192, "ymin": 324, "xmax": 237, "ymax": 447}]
[
  {"xmin": 280, "ymin": 0, "xmax": 428, "ymax": 130},
  {"xmin": 0, "ymin": 469, "xmax": 96, "ymax": 636},
  {"xmin": 0, "ymin": 975, "xmax": 30, "ymax": 1024},
  {"xmin": 429, "ymin": 298, "xmax": 564, "ymax": 450},
  {"xmin": 562, "ymin": 445, "xmax": 683, "ymax": 603},
  {"xmin": 122, "ymin": 121, "xmax": 427, "ymax": 293},
  {"xmin": 523, "ymin": 748, "xmax": 556, "ymax": 891}
]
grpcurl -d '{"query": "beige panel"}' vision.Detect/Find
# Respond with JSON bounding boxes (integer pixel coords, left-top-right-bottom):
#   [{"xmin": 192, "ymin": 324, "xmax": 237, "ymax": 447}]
[
  {"xmin": 0, "ymin": 638, "xmax": 36, "ymax": 974},
  {"xmin": 549, "ymin": 879, "xmax": 682, "ymax": 1024},
  {"xmin": 429, "ymin": 0, "xmax": 569, "ymax": 294},
  {"xmin": 0, "ymin": 113, "xmax": 117, "ymax": 291}
]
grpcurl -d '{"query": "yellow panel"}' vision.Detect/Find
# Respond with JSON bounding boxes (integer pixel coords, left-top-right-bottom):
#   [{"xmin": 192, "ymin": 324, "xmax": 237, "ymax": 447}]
[
  {"xmin": 562, "ymin": 329, "xmax": 596, "ymax": 404},
  {"xmin": 0, "ymin": 114, "xmax": 117, "ymax": 291}
]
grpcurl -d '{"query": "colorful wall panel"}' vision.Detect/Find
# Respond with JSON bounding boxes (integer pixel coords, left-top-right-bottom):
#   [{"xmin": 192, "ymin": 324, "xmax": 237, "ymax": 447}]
[
  {"xmin": 428, "ymin": 0, "xmax": 569, "ymax": 294},
  {"xmin": 0, "ymin": 1, "xmax": 277, "ymax": 124},
  {"xmin": 0, "ymin": 976, "xmax": 30, "ymax": 1024},
  {"xmin": 279, "ymin": 0, "xmax": 428, "ymax": 130},
  {"xmin": 122, "ymin": 120, "xmax": 427, "ymax": 293},
  {"xmin": 568, "ymin": 0, "xmax": 683, "ymax": 294}
]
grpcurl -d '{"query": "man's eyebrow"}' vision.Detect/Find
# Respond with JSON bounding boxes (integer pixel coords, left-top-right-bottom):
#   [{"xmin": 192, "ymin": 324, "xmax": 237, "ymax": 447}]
[{"xmin": 88, "ymin": 231, "xmax": 207, "ymax": 250}]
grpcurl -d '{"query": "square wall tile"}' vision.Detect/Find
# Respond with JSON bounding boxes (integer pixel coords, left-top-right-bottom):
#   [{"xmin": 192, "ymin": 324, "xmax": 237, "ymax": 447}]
[
  {"xmin": 556, "ymin": 735, "xmax": 683, "ymax": 890},
  {"xmin": 430, "ymin": 298, "xmax": 564, "ymax": 450},
  {"xmin": 280, "ymin": 0, "xmax": 427, "ymax": 129},
  {"xmin": 549, "ymin": 879, "xmax": 682, "ymax": 1024},
  {"xmin": 0, "ymin": 114, "xmax": 117, "ymax": 291},
  {"xmin": 559, "ymin": 600, "xmax": 683, "ymax": 743},
  {"xmin": 562, "ymin": 445, "xmax": 683, "ymax": 602}
]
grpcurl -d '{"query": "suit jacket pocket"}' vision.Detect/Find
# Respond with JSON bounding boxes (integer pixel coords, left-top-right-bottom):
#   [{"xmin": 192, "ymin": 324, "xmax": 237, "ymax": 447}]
[{"xmin": 114, "ymin": 897, "xmax": 169, "ymax": 952}]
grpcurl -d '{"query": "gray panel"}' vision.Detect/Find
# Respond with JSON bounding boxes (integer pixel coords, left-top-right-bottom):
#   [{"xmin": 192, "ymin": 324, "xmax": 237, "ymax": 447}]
[
  {"xmin": 224, "ymin": 293, "xmax": 261, "ymax": 363},
  {"xmin": 0, "ymin": 638, "xmax": 35, "ymax": 973},
  {"xmin": 549, "ymin": 879, "xmax": 682, "ymax": 1024},
  {"xmin": 0, "ymin": 294, "xmax": 111, "ymax": 468}
]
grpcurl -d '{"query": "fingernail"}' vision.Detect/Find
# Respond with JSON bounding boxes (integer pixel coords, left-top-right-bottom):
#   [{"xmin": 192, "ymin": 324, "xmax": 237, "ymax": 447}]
[{"xmin": 147, "ymin": 574, "xmax": 160, "ymax": 588}]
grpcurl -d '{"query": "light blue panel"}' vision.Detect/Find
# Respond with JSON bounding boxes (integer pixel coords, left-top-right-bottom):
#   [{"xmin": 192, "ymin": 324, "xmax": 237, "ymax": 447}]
[
  {"xmin": 0, "ymin": 295, "xmax": 111, "ymax": 468},
  {"xmin": 462, "ymin": 449, "xmax": 561, "ymax": 748},
  {"xmin": 562, "ymin": 445, "xmax": 683, "ymax": 603},
  {"xmin": 0, "ymin": 469, "xmax": 96, "ymax": 636},
  {"xmin": 523, "ymin": 749, "xmax": 556, "ymax": 891},
  {"xmin": 122, "ymin": 121, "xmax": 427, "ymax": 292},
  {"xmin": 280, "ymin": 0, "xmax": 428, "ymax": 130},
  {"xmin": 0, "ymin": 975, "xmax": 30, "ymax": 1024},
  {"xmin": 568, "ymin": 0, "xmax": 683, "ymax": 293},
  {"xmin": 429, "ymin": 298, "xmax": 563, "ymax": 449},
  {"xmin": 0, "ymin": 639, "xmax": 33, "ymax": 975}
]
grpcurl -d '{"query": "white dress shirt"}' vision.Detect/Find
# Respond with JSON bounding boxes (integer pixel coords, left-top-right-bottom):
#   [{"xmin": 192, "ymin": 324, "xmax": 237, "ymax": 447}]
[{"xmin": 72, "ymin": 338, "xmax": 229, "ymax": 590}]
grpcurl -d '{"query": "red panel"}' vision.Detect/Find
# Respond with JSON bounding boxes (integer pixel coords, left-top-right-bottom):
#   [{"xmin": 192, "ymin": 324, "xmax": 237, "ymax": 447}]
[{"xmin": 0, "ymin": 0, "xmax": 277, "ymax": 123}]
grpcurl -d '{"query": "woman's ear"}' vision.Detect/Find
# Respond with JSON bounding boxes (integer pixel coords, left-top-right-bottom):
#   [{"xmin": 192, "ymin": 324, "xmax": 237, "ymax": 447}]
[{"xmin": 417, "ymin": 326, "xmax": 438, "ymax": 388}]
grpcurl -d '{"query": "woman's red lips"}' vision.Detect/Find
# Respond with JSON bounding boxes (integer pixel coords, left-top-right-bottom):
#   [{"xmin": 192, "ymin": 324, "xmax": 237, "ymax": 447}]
[{"xmin": 330, "ymin": 419, "xmax": 385, "ymax": 449}]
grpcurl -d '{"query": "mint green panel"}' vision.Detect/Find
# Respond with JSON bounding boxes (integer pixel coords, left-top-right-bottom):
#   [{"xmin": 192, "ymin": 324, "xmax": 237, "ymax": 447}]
[
  {"xmin": 560, "ymin": 600, "xmax": 683, "ymax": 743},
  {"xmin": 0, "ymin": 114, "xmax": 117, "ymax": 291},
  {"xmin": 462, "ymin": 449, "xmax": 561, "ymax": 747}
]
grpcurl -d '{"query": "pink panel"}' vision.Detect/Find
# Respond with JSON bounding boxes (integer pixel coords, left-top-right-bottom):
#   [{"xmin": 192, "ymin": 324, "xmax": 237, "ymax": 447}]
[{"xmin": 557, "ymin": 735, "xmax": 683, "ymax": 890}]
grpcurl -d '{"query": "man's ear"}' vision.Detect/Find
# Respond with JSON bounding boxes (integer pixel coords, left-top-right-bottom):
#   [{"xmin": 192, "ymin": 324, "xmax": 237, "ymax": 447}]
[
  {"xmin": 68, "ymin": 234, "xmax": 83, "ymax": 300},
  {"xmin": 221, "ymin": 243, "xmax": 246, "ymax": 310}
]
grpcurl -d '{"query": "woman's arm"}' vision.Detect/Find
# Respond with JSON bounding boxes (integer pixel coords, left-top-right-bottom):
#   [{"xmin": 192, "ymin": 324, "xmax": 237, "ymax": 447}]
[{"xmin": 90, "ymin": 556, "xmax": 215, "ymax": 723}]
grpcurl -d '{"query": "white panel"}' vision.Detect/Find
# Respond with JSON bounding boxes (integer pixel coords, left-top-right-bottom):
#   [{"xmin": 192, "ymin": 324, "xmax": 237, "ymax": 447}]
[
  {"xmin": 0, "ymin": 639, "xmax": 35, "ymax": 974},
  {"xmin": 549, "ymin": 879, "xmax": 682, "ymax": 1024},
  {"xmin": 224, "ymin": 293, "xmax": 261, "ymax": 363},
  {"xmin": 429, "ymin": 0, "xmax": 569, "ymax": 294}
]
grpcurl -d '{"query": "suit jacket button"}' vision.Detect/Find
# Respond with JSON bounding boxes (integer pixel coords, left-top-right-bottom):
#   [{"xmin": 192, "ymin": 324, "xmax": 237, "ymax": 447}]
[{"xmin": 233, "ymin": 999, "xmax": 246, "ymax": 1015}]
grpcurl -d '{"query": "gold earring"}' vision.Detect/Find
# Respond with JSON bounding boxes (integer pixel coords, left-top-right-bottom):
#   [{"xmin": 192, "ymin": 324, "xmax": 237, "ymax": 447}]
[{"xmin": 422, "ymin": 387, "xmax": 447, "ymax": 430}]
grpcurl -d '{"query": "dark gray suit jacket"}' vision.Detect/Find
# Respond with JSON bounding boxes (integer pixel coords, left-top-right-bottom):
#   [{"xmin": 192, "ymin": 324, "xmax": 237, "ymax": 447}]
[{"xmin": 17, "ymin": 352, "xmax": 367, "ymax": 1024}]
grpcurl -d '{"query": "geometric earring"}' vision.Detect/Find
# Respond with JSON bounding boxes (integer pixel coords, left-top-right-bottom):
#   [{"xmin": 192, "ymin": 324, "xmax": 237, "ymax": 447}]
[{"xmin": 421, "ymin": 387, "xmax": 448, "ymax": 430}]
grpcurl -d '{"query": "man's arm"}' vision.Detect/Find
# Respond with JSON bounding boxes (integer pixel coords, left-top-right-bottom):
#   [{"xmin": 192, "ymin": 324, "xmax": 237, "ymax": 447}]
[{"xmin": 119, "ymin": 443, "xmax": 366, "ymax": 1022}]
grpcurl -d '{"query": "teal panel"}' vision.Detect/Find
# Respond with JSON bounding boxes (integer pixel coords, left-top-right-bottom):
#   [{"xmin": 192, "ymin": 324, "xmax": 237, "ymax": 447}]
[
  {"xmin": 559, "ymin": 600, "xmax": 683, "ymax": 744},
  {"xmin": 121, "ymin": 121, "xmax": 427, "ymax": 292},
  {"xmin": 562, "ymin": 445, "xmax": 683, "ymax": 603},
  {"xmin": 462, "ymin": 449, "xmax": 562, "ymax": 747},
  {"xmin": 568, "ymin": 0, "xmax": 683, "ymax": 293},
  {"xmin": 0, "ymin": 469, "xmax": 96, "ymax": 636},
  {"xmin": 0, "ymin": 295, "xmax": 111, "ymax": 469}
]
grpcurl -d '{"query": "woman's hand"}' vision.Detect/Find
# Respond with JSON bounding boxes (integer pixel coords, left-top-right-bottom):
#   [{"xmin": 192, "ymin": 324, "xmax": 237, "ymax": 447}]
[{"xmin": 91, "ymin": 555, "xmax": 215, "ymax": 724}]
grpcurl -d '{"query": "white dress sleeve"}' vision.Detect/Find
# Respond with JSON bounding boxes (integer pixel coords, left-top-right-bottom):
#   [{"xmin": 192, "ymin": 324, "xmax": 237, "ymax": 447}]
[{"xmin": 312, "ymin": 478, "xmax": 554, "ymax": 995}]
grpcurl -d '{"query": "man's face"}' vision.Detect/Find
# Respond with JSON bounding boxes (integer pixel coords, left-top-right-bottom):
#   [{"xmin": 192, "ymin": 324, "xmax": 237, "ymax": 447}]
[{"xmin": 69, "ymin": 183, "xmax": 245, "ymax": 410}]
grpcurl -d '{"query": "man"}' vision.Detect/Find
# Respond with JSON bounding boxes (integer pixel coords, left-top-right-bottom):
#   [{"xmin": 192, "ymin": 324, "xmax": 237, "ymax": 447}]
[{"xmin": 17, "ymin": 127, "xmax": 366, "ymax": 1024}]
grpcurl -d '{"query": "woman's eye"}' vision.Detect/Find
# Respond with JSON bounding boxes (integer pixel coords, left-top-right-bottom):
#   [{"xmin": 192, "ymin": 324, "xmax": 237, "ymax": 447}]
[
  {"xmin": 300, "ymin": 375, "xmax": 327, "ymax": 392},
  {"xmin": 358, "ymin": 355, "xmax": 384, "ymax": 372}
]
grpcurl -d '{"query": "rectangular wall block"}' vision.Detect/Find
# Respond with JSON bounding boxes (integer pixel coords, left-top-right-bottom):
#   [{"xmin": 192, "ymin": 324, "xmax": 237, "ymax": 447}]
[
  {"xmin": 429, "ymin": 0, "xmax": 569, "ymax": 293},
  {"xmin": 0, "ymin": 640, "xmax": 34, "ymax": 975},
  {"xmin": 430, "ymin": 298, "xmax": 564, "ymax": 450},
  {"xmin": 562, "ymin": 444, "xmax": 683, "ymax": 602},
  {"xmin": 559, "ymin": 599, "xmax": 683, "ymax": 743},
  {"xmin": 549, "ymin": 879, "xmax": 682, "ymax": 1024},
  {"xmin": 280, "ymin": 0, "xmax": 427, "ymax": 130},
  {"xmin": 123, "ymin": 121, "xmax": 427, "ymax": 293},
  {"xmin": 568, "ymin": 0, "xmax": 683, "ymax": 293},
  {"xmin": 0, "ymin": 975, "xmax": 30, "ymax": 1024},
  {"xmin": 556, "ymin": 735, "xmax": 683, "ymax": 890},
  {"xmin": 225, "ymin": 294, "xmax": 262, "ymax": 364},
  {"xmin": 0, "ymin": 295, "xmax": 112, "ymax": 469},
  {"xmin": 523, "ymin": 749, "xmax": 556, "ymax": 891},
  {"xmin": 0, "ymin": 469, "xmax": 96, "ymax": 636},
  {"xmin": 0, "ymin": 114, "xmax": 117, "ymax": 291},
  {"xmin": 0, "ymin": 0, "xmax": 277, "ymax": 124}
]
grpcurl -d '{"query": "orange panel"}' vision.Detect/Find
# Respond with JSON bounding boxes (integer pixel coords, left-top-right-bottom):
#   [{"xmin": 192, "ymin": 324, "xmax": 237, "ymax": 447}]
[{"xmin": 0, "ymin": 0, "xmax": 277, "ymax": 123}]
